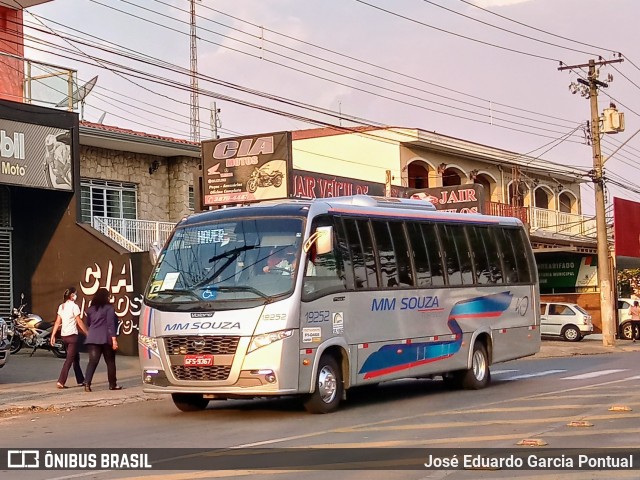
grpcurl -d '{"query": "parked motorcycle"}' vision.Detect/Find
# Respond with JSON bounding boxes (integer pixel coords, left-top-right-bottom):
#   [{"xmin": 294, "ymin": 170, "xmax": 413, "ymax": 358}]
[
  {"xmin": 8, "ymin": 294, "xmax": 66, "ymax": 358},
  {"xmin": 246, "ymin": 167, "xmax": 283, "ymax": 193}
]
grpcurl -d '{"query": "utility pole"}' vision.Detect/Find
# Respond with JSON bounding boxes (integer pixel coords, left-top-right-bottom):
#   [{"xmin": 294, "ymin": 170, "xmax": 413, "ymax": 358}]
[
  {"xmin": 189, "ymin": 0, "xmax": 200, "ymax": 142},
  {"xmin": 210, "ymin": 101, "xmax": 221, "ymax": 139},
  {"xmin": 559, "ymin": 58, "xmax": 623, "ymax": 347}
]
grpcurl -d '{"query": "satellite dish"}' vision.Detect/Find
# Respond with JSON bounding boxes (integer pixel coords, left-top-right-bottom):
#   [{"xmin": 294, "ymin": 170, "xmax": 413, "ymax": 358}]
[{"xmin": 55, "ymin": 75, "xmax": 98, "ymax": 121}]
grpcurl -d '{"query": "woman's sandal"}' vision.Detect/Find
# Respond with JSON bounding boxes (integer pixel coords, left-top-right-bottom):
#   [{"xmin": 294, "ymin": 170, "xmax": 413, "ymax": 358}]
[{"xmin": 56, "ymin": 383, "xmax": 68, "ymax": 389}]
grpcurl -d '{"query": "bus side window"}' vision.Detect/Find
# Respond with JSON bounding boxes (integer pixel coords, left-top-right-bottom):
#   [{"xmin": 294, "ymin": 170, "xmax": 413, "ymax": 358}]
[
  {"xmin": 334, "ymin": 217, "xmax": 354, "ymax": 290},
  {"xmin": 476, "ymin": 227, "xmax": 504, "ymax": 283},
  {"xmin": 449, "ymin": 224, "xmax": 474, "ymax": 285},
  {"xmin": 356, "ymin": 219, "xmax": 379, "ymax": 289},
  {"xmin": 407, "ymin": 223, "xmax": 432, "ymax": 287},
  {"xmin": 440, "ymin": 225, "xmax": 463, "ymax": 286},
  {"xmin": 468, "ymin": 226, "xmax": 503, "ymax": 285},
  {"xmin": 389, "ymin": 221, "xmax": 414, "ymax": 287},
  {"xmin": 422, "ymin": 223, "xmax": 445, "ymax": 286},
  {"xmin": 512, "ymin": 228, "xmax": 532, "ymax": 283},
  {"xmin": 371, "ymin": 220, "xmax": 401, "ymax": 288},
  {"xmin": 495, "ymin": 227, "xmax": 520, "ymax": 284},
  {"xmin": 302, "ymin": 216, "xmax": 347, "ymax": 299},
  {"xmin": 343, "ymin": 218, "xmax": 369, "ymax": 289}
]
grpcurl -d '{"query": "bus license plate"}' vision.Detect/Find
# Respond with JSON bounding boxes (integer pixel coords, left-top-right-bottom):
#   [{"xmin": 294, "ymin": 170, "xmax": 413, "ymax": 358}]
[{"xmin": 184, "ymin": 354, "xmax": 214, "ymax": 366}]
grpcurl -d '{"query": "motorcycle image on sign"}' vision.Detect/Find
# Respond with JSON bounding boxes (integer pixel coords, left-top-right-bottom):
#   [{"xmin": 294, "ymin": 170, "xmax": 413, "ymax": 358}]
[{"xmin": 246, "ymin": 166, "xmax": 284, "ymax": 193}]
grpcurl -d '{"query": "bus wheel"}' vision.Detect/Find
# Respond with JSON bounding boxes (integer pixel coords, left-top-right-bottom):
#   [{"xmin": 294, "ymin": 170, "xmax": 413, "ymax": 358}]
[
  {"xmin": 304, "ymin": 354, "xmax": 343, "ymax": 414},
  {"xmin": 461, "ymin": 343, "xmax": 490, "ymax": 390},
  {"xmin": 171, "ymin": 393, "xmax": 209, "ymax": 412}
]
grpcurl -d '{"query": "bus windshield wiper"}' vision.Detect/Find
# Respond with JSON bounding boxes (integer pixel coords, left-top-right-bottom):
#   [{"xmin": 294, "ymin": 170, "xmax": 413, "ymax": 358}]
[
  {"xmin": 152, "ymin": 288, "xmax": 200, "ymax": 301},
  {"xmin": 214, "ymin": 285, "xmax": 274, "ymax": 303},
  {"xmin": 193, "ymin": 245, "xmax": 258, "ymax": 289}
]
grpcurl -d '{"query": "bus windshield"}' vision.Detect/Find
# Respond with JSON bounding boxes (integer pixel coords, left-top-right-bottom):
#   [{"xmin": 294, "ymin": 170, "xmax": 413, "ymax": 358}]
[{"xmin": 145, "ymin": 216, "xmax": 304, "ymax": 309}]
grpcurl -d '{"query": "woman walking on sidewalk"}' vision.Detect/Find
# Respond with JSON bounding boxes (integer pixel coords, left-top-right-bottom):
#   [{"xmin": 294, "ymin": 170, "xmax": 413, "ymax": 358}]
[
  {"xmin": 51, "ymin": 287, "xmax": 88, "ymax": 389},
  {"xmin": 83, "ymin": 287, "xmax": 122, "ymax": 392},
  {"xmin": 630, "ymin": 301, "xmax": 640, "ymax": 343}
]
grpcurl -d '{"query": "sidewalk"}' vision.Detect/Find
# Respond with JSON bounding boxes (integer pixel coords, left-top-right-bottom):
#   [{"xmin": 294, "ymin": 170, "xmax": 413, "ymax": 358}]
[
  {"xmin": 0, "ymin": 350, "xmax": 160, "ymax": 418},
  {"xmin": 1, "ymin": 337, "xmax": 640, "ymax": 418},
  {"xmin": 535, "ymin": 334, "xmax": 640, "ymax": 358}
]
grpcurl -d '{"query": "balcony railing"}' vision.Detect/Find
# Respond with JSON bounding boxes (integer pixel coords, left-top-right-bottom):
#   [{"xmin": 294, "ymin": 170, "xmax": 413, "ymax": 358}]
[
  {"xmin": 91, "ymin": 217, "xmax": 174, "ymax": 252},
  {"xmin": 529, "ymin": 206, "xmax": 596, "ymax": 238},
  {"xmin": 484, "ymin": 202, "xmax": 529, "ymax": 225},
  {"xmin": 485, "ymin": 202, "xmax": 596, "ymax": 239},
  {"xmin": 0, "ymin": 51, "xmax": 78, "ymax": 109}
]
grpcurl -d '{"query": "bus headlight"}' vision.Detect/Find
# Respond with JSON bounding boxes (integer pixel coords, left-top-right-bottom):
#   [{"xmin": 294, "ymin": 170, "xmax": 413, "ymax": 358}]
[
  {"xmin": 138, "ymin": 334, "xmax": 160, "ymax": 358},
  {"xmin": 248, "ymin": 329, "xmax": 294, "ymax": 353}
]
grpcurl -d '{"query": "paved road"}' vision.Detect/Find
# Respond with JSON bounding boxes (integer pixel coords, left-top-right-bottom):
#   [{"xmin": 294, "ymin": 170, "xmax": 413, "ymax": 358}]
[
  {"xmin": 1, "ymin": 336, "xmax": 639, "ymax": 416},
  {"xmin": 1, "ymin": 348, "xmax": 639, "ymax": 480}
]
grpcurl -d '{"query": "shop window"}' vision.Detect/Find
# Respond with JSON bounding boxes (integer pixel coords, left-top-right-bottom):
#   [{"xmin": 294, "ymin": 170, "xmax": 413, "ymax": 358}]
[{"xmin": 80, "ymin": 179, "xmax": 137, "ymax": 223}]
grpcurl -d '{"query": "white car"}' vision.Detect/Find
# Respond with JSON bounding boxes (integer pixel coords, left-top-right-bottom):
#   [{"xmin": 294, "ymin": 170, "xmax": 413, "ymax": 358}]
[
  {"xmin": 540, "ymin": 302, "xmax": 593, "ymax": 342},
  {"xmin": 617, "ymin": 298, "xmax": 636, "ymax": 340}
]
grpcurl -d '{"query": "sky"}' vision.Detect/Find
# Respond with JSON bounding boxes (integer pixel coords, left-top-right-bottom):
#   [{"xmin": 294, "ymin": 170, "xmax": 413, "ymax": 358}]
[{"xmin": 20, "ymin": 0, "xmax": 640, "ymax": 214}]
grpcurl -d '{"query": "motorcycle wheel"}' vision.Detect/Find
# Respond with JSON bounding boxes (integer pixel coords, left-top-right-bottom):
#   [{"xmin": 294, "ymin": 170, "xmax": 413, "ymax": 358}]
[
  {"xmin": 272, "ymin": 175, "xmax": 283, "ymax": 188},
  {"xmin": 247, "ymin": 178, "xmax": 258, "ymax": 193},
  {"xmin": 52, "ymin": 340, "xmax": 67, "ymax": 358},
  {"xmin": 9, "ymin": 335, "xmax": 22, "ymax": 354}
]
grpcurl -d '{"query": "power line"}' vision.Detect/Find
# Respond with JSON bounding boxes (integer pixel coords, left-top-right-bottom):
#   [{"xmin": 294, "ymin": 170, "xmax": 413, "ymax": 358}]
[
  {"xmin": 198, "ymin": 2, "xmax": 580, "ymax": 125},
  {"xmin": 20, "ymin": 11, "xmax": 589, "ymax": 145},
  {"xmin": 457, "ymin": 0, "xmax": 619, "ymax": 54},
  {"xmin": 422, "ymin": 0, "xmax": 601, "ymax": 57},
  {"xmin": 352, "ymin": 0, "xmax": 562, "ymax": 62},
  {"xmin": 105, "ymin": 0, "xmax": 580, "ymax": 134}
]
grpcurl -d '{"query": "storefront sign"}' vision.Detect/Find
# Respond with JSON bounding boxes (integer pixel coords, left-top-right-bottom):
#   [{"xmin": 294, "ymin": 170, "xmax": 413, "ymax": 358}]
[
  {"xmin": 291, "ymin": 170, "xmax": 405, "ymax": 199},
  {"xmin": 538, "ymin": 254, "xmax": 598, "ymax": 289},
  {"xmin": 405, "ymin": 184, "xmax": 485, "ymax": 213},
  {"xmin": 202, "ymin": 131, "xmax": 292, "ymax": 206},
  {"xmin": 0, "ymin": 119, "xmax": 73, "ymax": 191}
]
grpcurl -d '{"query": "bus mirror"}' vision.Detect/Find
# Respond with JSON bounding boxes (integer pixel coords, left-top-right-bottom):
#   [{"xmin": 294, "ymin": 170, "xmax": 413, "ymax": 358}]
[
  {"xmin": 149, "ymin": 241, "xmax": 162, "ymax": 265},
  {"xmin": 315, "ymin": 226, "xmax": 333, "ymax": 255}
]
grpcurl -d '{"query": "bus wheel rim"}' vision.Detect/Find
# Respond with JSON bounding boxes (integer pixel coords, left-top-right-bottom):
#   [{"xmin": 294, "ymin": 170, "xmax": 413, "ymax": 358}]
[
  {"xmin": 473, "ymin": 350, "xmax": 486, "ymax": 381},
  {"xmin": 318, "ymin": 366, "xmax": 337, "ymax": 403}
]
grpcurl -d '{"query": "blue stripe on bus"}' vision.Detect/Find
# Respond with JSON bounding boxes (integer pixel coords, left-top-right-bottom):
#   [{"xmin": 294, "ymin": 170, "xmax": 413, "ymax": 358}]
[{"xmin": 359, "ymin": 292, "xmax": 513, "ymax": 379}]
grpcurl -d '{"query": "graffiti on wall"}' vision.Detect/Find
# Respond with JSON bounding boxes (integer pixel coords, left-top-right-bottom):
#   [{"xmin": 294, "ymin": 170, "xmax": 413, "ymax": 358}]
[{"xmin": 79, "ymin": 259, "xmax": 144, "ymax": 336}]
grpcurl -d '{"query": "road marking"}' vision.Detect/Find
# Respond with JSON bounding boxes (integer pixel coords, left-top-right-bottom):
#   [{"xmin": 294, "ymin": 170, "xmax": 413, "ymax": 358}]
[
  {"xmin": 505, "ymin": 369, "xmax": 566, "ymax": 380},
  {"xmin": 562, "ymin": 369, "xmax": 628, "ymax": 380},
  {"xmin": 490, "ymin": 369, "xmax": 518, "ymax": 375},
  {"xmin": 336, "ymin": 412, "xmax": 640, "ymax": 433}
]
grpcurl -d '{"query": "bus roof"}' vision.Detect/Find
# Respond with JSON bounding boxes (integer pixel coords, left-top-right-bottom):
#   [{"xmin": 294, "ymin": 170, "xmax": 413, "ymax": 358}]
[{"xmin": 180, "ymin": 195, "xmax": 523, "ymax": 228}]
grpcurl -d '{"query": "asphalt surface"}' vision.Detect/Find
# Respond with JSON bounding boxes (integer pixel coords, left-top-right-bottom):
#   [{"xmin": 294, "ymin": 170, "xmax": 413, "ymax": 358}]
[{"xmin": 1, "ymin": 335, "xmax": 639, "ymax": 417}]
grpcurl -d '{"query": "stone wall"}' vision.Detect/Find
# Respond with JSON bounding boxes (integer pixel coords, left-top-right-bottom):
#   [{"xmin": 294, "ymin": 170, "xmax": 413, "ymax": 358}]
[{"xmin": 80, "ymin": 145, "xmax": 200, "ymax": 222}]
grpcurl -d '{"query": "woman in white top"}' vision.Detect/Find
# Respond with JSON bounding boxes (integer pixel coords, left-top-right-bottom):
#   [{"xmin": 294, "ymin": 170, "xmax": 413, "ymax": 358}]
[{"xmin": 51, "ymin": 287, "xmax": 88, "ymax": 389}]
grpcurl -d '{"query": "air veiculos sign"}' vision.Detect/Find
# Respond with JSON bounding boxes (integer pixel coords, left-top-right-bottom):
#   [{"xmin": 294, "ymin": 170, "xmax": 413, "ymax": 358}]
[
  {"xmin": 291, "ymin": 170, "xmax": 405, "ymax": 199},
  {"xmin": 201, "ymin": 131, "xmax": 292, "ymax": 206}
]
